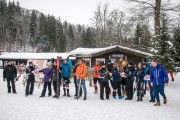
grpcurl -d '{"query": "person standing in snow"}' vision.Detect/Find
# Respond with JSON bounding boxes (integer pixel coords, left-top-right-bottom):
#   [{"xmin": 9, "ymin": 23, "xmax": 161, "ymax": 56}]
[
  {"xmin": 112, "ymin": 64, "xmax": 124, "ymax": 99},
  {"xmin": 150, "ymin": 59, "xmax": 169, "ymax": 106},
  {"xmin": 99, "ymin": 63, "xmax": 110, "ymax": 100},
  {"xmin": 119, "ymin": 58, "xmax": 127, "ymax": 96},
  {"xmin": 93, "ymin": 61, "xmax": 101, "ymax": 94},
  {"xmin": 3, "ymin": 61, "xmax": 17, "ymax": 94},
  {"xmin": 39, "ymin": 62, "xmax": 52, "ymax": 97},
  {"xmin": 25, "ymin": 62, "xmax": 38, "ymax": 96},
  {"xmin": 134, "ymin": 62, "xmax": 144, "ymax": 101},
  {"xmin": 75, "ymin": 59, "xmax": 87, "ymax": 100},
  {"xmin": 61, "ymin": 59, "xmax": 71, "ymax": 97},
  {"xmin": 123, "ymin": 62, "xmax": 135, "ymax": 100}
]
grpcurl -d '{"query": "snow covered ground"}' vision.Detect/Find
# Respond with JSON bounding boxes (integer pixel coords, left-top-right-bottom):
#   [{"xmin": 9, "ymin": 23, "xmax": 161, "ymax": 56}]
[{"xmin": 0, "ymin": 69, "xmax": 180, "ymax": 120}]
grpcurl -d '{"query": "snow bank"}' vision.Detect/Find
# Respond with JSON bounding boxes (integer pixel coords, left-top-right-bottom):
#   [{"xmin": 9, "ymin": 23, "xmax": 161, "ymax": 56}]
[{"xmin": 0, "ymin": 70, "xmax": 180, "ymax": 120}]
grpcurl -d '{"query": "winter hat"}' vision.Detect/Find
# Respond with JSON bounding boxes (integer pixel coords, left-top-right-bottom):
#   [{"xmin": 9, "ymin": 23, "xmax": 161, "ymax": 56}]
[{"xmin": 128, "ymin": 62, "xmax": 133, "ymax": 66}]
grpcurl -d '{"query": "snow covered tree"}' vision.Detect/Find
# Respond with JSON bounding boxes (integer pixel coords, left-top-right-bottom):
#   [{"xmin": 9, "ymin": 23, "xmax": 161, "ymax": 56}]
[
  {"xmin": 173, "ymin": 26, "xmax": 180, "ymax": 68},
  {"xmin": 134, "ymin": 23, "xmax": 142, "ymax": 45},
  {"xmin": 152, "ymin": 13, "xmax": 175, "ymax": 72}
]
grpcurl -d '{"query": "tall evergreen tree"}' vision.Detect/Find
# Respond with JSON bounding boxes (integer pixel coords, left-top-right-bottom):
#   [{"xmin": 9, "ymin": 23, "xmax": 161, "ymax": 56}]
[
  {"xmin": 56, "ymin": 18, "xmax": 66, "ymax": 52},
  {"xmin": 29, "ymin": 10, "xmax": 37, "ymax": 48},
  {"xmin": 81, "ymin": 27, "xmax": 96, "ymax": 48}
]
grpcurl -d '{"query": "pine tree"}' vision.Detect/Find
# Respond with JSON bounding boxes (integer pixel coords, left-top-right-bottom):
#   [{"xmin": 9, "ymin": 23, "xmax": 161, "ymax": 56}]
[
  {"xmin": 29, "ymin": 10, "xmax": 37, "ymax": 48},
  {"xmin": 56, "ymin": 18, "xmax": 66, "ymax": 52},
  {"xmin": 134, "ymin": 23, "xmax": 142, "ymax": 46},
  {"xmin": 152, "ymin": 13, "xmax": 175, "ymax": 72},
  {"xmin": 81, "ymin": 27, "xmax": 96, "ymax": 48},
  {"xmin": 173, "ymin": 27, "xmax": 180, "ymax": 69}
]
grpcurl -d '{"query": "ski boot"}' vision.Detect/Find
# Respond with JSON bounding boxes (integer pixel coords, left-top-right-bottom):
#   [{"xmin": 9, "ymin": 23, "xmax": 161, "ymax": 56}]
[{"xmin": 119, "ymin": 96, "xmax": 124, "ymax": 99}]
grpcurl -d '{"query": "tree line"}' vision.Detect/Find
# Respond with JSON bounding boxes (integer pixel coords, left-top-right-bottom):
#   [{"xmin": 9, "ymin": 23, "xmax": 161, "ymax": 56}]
[{"xmin": 0, "ymin": 0, "xmax": 180, "ymax": 70}]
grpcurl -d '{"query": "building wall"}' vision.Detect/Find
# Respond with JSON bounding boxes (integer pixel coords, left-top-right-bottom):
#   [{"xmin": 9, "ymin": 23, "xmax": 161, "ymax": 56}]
[{"xmin": 90, "ymin": 51, "xmax": 144, "ymax": 67}]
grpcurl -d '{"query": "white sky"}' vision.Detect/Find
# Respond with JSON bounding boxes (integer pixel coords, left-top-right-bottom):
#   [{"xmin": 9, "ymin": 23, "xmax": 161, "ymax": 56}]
[
  {"xmin": 7, "ymin": 0, "xmax": 179, "ymax": 25},
  {"xmin": 7, "ymin": 0, "xmax": 129, "ymax": 25}
]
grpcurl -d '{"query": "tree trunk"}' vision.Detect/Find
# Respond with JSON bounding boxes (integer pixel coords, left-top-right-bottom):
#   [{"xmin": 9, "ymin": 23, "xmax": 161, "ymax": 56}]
[{"xmin": 154, "ymin": 0, "xmax": 161, "ymax": 36}]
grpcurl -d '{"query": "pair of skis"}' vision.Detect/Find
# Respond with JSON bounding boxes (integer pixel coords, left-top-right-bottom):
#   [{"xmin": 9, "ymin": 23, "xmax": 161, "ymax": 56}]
[
  {"xmin": 55, "ymin": 57, "xmax": 61, "ymax": 98},
  {"xmin": 77, "ymin": 79, "xmax": 82, "ymax": 100}
]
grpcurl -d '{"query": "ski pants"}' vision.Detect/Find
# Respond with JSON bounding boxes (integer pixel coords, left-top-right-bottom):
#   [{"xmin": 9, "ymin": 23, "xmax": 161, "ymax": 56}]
[
  {"xmin": 100, "ymin": 81, "xmax": 110, "ymax": 99},
  {"xmin": 112, "ymin": 81, "xmax": 122, "ymax": 97},
  {"xmin": 7, "ymin": 78, "xmax": 16, "ymax": 93},
  {"xmin": 126, "ymin": 79, "xmax": 134, "ymax": 99},
  {"xmin": 153, "ymin": 84, "xmax": 166, "ymax": 102},
  {"xmin": 41, "ymin": 82, "xmax": 52, "ymax": 96},
  {"xmin": 25, "ymin": 79, "xmax": 34, "ymax": 95}
]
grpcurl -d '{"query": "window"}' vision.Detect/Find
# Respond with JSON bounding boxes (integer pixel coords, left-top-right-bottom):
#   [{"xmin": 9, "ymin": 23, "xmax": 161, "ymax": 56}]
[
  {"xmin": 84, "ymin": 58, "xmax": 91, "ymax": 68},
  {"xmin": 96, "ymin": 58, "xmax": 105, "ymax": 64}
]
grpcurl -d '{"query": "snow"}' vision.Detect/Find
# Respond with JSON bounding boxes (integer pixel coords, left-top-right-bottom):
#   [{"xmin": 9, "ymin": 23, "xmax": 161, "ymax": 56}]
[
  {"xmin": 0, "ymin": 53, "xmax": 69, "ymax": 60},
  {"xmin": 70, "ymin": 45, "xmax": 153, "ymax": 57},
  {"xmin": 0, "ymin": 70, "xmax": 180, "ymax": 120},
  {"xmin": 165, "ymin": 41, "xmax": 173, "ymax": 47}
]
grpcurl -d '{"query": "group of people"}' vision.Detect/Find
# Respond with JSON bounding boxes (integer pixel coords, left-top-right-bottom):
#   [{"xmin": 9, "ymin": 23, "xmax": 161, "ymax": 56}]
[{"xmin": 3, "ymin": 56, "xmax": 169, "ymax": 106}]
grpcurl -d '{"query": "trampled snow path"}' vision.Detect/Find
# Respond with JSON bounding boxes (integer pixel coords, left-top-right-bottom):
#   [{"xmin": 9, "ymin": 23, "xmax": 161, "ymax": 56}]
[{"xmin": 0, "ymin": 69, "xmax": 180, "ymax": 120}]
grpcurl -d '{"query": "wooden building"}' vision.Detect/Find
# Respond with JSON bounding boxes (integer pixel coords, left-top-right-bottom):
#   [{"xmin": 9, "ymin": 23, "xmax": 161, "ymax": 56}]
[{"xmin": 69, "ymin": 45, "xmax": 153, "ymax": 68}]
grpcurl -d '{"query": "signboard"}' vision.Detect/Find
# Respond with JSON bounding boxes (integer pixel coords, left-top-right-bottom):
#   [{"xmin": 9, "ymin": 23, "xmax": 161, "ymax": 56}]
[{"xmin": 111, "ymin": 54, "xmax": 123, "ymax": 58}]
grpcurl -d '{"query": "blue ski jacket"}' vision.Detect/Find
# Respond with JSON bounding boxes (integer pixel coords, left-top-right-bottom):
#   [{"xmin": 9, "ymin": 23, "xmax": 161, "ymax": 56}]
[
  {"xmin": 61, "ymin": 63, "xmax": 71, "ymax": 78},
  {"xmin": 150, "ymin": 64, "xmax": 169, "ymax": 85}
]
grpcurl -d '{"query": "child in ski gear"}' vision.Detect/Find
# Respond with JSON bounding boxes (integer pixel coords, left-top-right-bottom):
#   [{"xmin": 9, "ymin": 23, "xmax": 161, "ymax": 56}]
[
  {"xmin": 112, "ymin": 64, "xmax": 124, "ymax": 99},
  {"xmin": 3, "ymin": 61, "xmax": 17, "ymax": 94},
  {"xmin": 150, "ymin": 59, "xmax": 169, "ymax": 106},
  {"xmin": 39, "ymin": 62, "xmax": 52, "ymax": 97},
  {"xmin": 61, "ymin": 59, "xmax": 71, "ymax": 97},
  {"xmin": 76, "ymin": 59, "xmax": 87, "ymax": 100},
  {"xmin": 99, "ymin": 64, "xmax": 110, "ymax": 100},
  {"xmin": 124, "ymin": 62, "xmax": 135, "ymax": 100},
  {"xmin": 119, "ymin": 58, "xmax": 127, "ymax": 96},
  {"xmin": 93, "ymin": 61, "xmax": 101, "ymax": 94},
  {"xmin": 147, "ymin": 64, "xmax": 155, "ymax": 103},
  {"xmin": 134, "ymin": 62, "xmax": 144, "ymax": 101},
  {"xmin": 25, "ymin": 62, "xmax": 38, "ymax": 96}
]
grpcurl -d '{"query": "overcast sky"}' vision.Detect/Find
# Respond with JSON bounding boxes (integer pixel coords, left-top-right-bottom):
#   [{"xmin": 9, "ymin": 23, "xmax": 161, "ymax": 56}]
[
  {"xmin": 7, "ymin": 0, "xmax": 130, "ymax": 25},
  {"xmin": 7, "ymin": 0, "xmax": 179, "ymax": 25}
]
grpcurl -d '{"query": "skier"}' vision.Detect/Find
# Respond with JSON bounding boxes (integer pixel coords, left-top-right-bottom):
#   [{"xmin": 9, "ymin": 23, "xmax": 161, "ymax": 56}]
[
  {"xmin": 93, "ymin": 61, "xmax": 101, "ymax": 94},
  {"xmin": 99, "ymin": 63, "xmax": 110, "ymax": 100},
  {"xmin": 75, "ymin": 59, "xmax": 87, "ymax": 100},
  {"xmin": 61, "ymin": 59, "xmax": 71, "ymax": 97},
  {"xmin": 119, "ymin": 58, "xmax": 127, "ymax": 96},
  {"xmin": 112, "ymin": 64, "xmax": 124, "ymax": 99},
  {"xmin": 150, "ymin": 59, "xmax": 169, "ymax": 106},
  {"xmin": 134, "ymin": 62, "xmax": 144, "ymax": 101},
  {"xmin": 3, "ymin": 61, "xmax": 17, "ymax": 94},
  {"xmin": 39, "ymin": 62, "xmax": 52, "ymax": 97},
  {"xmin": 123, "ymin": 62, "xmax": 135, "ymax": 100},
  {"xmin": 25, "ymin": 62, "xmax": 38, "ymax": 96},
  {"xmin": 147, "ymin": 63, "xmax": 155, "ymax": 103}
]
